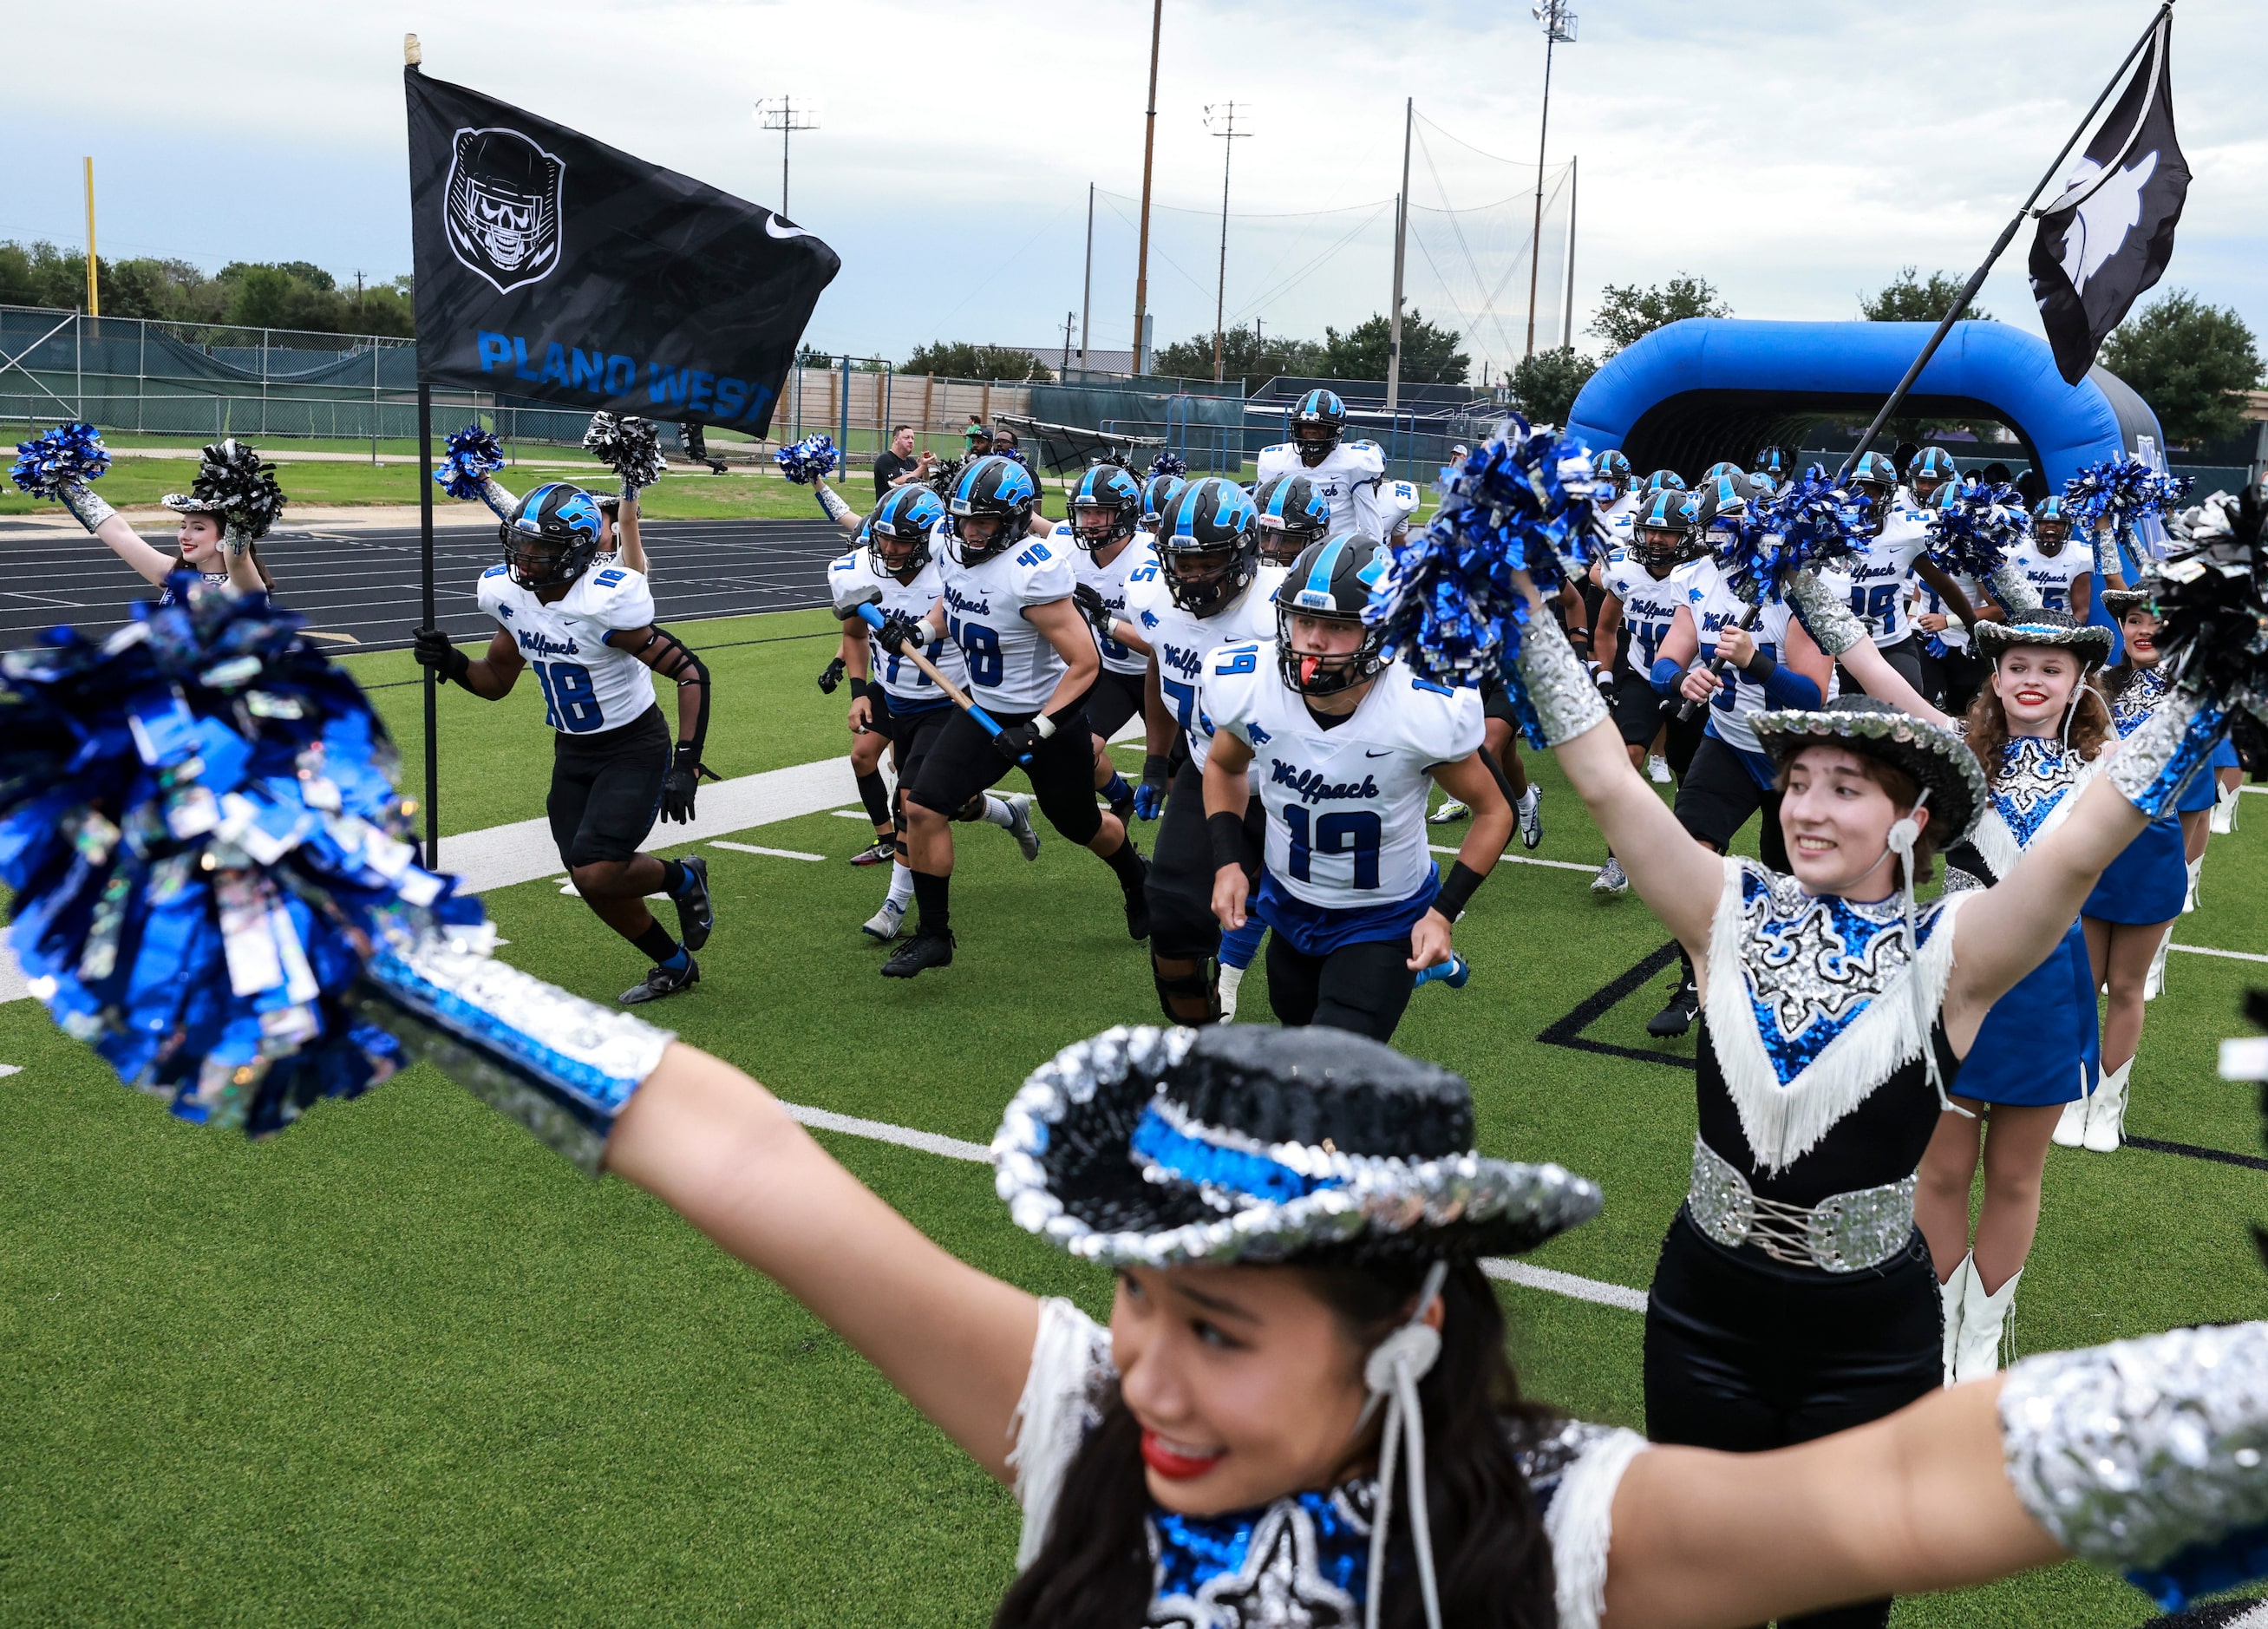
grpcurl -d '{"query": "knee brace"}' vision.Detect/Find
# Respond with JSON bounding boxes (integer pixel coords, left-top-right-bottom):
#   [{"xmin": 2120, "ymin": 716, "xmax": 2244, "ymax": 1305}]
[{"xmin": 1151, "ymin": 953, "xmax": 1220, "ymax": 1025}]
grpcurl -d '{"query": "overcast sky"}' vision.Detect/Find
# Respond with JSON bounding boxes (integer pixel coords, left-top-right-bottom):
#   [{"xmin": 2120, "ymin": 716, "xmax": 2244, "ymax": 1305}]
[{"xmin": 8, "ymin": 0, "xmax": 2263, "ymax": 365}]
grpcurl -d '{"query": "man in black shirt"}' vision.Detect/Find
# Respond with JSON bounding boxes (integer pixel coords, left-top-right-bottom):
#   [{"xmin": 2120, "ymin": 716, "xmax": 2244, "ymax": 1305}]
[{"xmin": 873, "ymin": 424, "xmax": 930, "ymax": 500}]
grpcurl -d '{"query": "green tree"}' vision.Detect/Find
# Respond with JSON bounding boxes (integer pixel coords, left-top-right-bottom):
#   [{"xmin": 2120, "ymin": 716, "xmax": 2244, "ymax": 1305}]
[
  {"xmin": 1859, "ymin": 266, "xmax": 1990, "ymax": 323},
  {"xmin": 226, "ymin": 265, "xmax": 299, "ymax": 328},
  {"xmin": 1505, "ymin": 345, "xmax": 1598, "ymax": 427},
  {"xmin": 1152, "ymin": 326, "xmax": 1330, "ymax": 392},
  {"xmin": 902, "ymin": 341, "xmax": 1053, "ymax": 383},
  {"xmin": 2100, "ymin": 290, "xmax": 2264, "ymax": 449},
  {"xmin": 1320, "ymin": 310, "xmax": 1467, "ymax": 384},
  {"xmin": 1588, "ymin": 274, "xmax": 1730, "ymax": 355}
]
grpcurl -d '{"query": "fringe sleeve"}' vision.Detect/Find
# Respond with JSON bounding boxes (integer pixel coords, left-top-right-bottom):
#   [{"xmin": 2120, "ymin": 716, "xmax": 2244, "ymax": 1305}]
[
  {"xmin": 1545, "ymin": 1427, "xmax": 1650, "ymax": 1629},
  {"xmin": 1007, "ymin": 1297, "xmax": 1114, "ymax": 1570}
]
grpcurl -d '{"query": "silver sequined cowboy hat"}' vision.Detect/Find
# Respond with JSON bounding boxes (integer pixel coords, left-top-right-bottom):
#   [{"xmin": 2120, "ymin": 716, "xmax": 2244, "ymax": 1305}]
[
  {"xmin": 1972, "ymin": 605, "xmax": 2116, "ymax": 670},
  {"xmin": 1750, "ymin": 695, "xmax": 1988, "ymax": 847},
  {"xmin": 993, "ymin": 1024, "xmax": 1603, "ymax": 1269},
  {"xmin": 2100, "ymin": 578, "xmax": 2160, "ymax": 620}
]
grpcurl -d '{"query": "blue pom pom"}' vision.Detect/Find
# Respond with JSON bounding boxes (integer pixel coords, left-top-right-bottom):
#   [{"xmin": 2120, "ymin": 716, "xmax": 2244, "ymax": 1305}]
[
  {"xmin": 1363, "ymin": 415, "xmax": 1594, "ymax": 724},
  {"xmin": 433, "ymin": 425, "xmax": 506, "ymax": 501},
  {"xmin": 1708, "ymin": 472, "xmax": 1873, "ymax": 604},
  {"xmin": 0, "ymin": 581, "xmax": 491, "ymax": 1135},
  {"xmin": 2063, "ymin": 455, "xmax": 2192, "ymax": 535},
  {"xmin": 774, "ymin": 433, "xmax": 840, "ymax": 486},
  {"xmin": 10, "ymin": 421, "xmax": 112, "ymax": 499},
  {"xmin": 1923, "ymin": 479, "xmax": 2028, "ymax": 579},
  {"xmin": 1148, "ymin": 451, "xmax": 1187, "ymax": 480}
]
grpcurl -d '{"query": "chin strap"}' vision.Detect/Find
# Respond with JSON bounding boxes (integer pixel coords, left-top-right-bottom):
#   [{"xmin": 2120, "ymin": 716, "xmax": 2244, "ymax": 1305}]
[{"xmin": 1357, "ymin": 1259, "xmax": 1450, "ymax": 1629}]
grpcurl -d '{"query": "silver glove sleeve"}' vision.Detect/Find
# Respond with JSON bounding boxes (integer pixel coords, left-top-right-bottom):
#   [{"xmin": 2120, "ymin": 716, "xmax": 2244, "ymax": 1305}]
[
  {"xmin": 2106, "ymin": 686, "xmax": 2228, "ymax": 821},
  {"xmin": 58, "ymin": 481, "xmax": 118, "ymax": 534},
  {"xmin": 479, "ymin": 475, "xmax": 520, "ymax": 521},
  {"xmin": 1783, "ymin": 571, "xmax": 1866, "ymax": 657},
  {"xmin": 817, "ymin": 481, "xmax": 856, "ymax": 525},
  {"xmin": 1986, "ymin": 561, "xmax": 2044, "ymax": 615},
  {"xmin": 1511, "ymin": 605, "xmax": 1611, "ymax": 747}
]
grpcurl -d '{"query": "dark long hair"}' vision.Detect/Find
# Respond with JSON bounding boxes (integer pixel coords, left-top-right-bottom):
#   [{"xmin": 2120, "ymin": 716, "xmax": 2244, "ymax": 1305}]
[
  {"xmin": 990, "ymin": 1259, "xmax": 1562, "ymax": 1629},
  {"xmin": 1963, "ymin": 657, "xmax": 2111, "ymax": 769}
]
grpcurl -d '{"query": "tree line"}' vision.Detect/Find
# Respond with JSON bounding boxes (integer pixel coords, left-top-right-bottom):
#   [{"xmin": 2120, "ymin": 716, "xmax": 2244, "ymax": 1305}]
[{"xmin": 0, "ymin": 241, "xmax": 415, "ymax": 337}]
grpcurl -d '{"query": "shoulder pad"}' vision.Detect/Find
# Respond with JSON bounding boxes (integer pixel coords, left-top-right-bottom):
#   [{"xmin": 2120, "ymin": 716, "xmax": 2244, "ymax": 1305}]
[
  {"xmin": 1347, "ymin": 439, "xmax": 1380, "ymax": 453},
  {"xmin": 480, "ymin": 563, "xmax": 509, "ymax": 579}
]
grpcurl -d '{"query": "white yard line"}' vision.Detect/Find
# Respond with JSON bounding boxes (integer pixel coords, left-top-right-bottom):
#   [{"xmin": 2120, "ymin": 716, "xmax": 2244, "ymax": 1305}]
[
  {"xmin": 712, "ymin": 841, "xmax": 826, "ymax": 862},
  {"xmin": 1428, "ymin": 844, "xmax": 1598, "ymax": 874},
  {"xmin": 2171, "ymin": 944, "xmax": 2268, "ymax": 965}
]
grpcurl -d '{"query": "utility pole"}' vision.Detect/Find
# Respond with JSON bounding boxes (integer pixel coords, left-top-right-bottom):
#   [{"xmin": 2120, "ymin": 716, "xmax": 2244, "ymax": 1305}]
[
  {"xmin": 1526, "ymin": 1, "xmax": 1576, "ymax": 359},
  {"xmin": 1386, "ymin": 98, "xmax": 1413, "ymax": 410},
  {"xmin": 1132, "ymin": 0, "xmax": 1164, "ymax": 376},
  {"xmin": 82, "ymin": 158, "xmax": 99, "ymax": 317},
  {"xmin": 1205, "ymin": 101, "xmax": 1252, "ymax": 385},
  {"xmin": 1560, "ymin": 156, "xmax": 1578, "ymax": 350},
  {"xmin": 1062, "ymin": 311, "xmax": 1075, "ymax": 376},
  {"xmin": 1080, "ymin": 182, "xmax": 1095, "ymax": 371},
  {"xmin": 755, "ymin": 95, "xmax": 820, "ymax": 218}
]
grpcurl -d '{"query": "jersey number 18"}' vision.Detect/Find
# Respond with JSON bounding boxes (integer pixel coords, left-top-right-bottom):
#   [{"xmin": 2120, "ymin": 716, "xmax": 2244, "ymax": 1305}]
[{"xmin": 533, "ymin": 660, "xmax": 605, "ymax": 732}]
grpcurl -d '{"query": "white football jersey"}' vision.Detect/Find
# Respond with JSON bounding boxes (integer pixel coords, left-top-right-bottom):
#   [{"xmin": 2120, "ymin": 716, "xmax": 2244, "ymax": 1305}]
[
  {"xmin": 2003, "ymin": 536, "xmax": 2091, "ymax": 616},
  {"xmin": 935, "ymin": 533, "xmax": 1080, "ymax": 712},
  {"xmin": 1125, "ymin": 560, "xmax": 1285, "ymax": 768},
  {"xmin": 1679, "ymin": 559, "xmax": 1806, "ymax": 761},
  {"xmin": 1056, "ymin": 524, "xmax": 1156, "ymax": 677},
  {"xmin": 826, "ymin": 540, "xmax": 966, "ymax": 704},
  {"xmin": 1599, "ymin": 549, "xmax": 1691, "ymax": 677},
  {"xmin": 1917, "ymin": 570, "xmax": 1983, "ymax": 653},
  {"xmin": 1256, "ymin": 439, "xmax": 1387, "ymax": 533},
  {"xmin": 478, "ymin": 560, "xmax": 658, "ymax": 736},
  {"xmin": 1205, "ymin": 651, "xmax": 1483, "ymax": 910},
  {"xmin": 1820, "ymin": 506, "xmax": 1931, "ymax": 648},
  {"xmin": 1356, "ymin": 478, "xmax": 1422, "ymax": 543}
]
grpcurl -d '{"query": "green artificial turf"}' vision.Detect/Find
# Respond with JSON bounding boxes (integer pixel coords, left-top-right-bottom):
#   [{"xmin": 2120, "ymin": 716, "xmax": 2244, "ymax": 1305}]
[{"xmin": 3, "ymin": 605, "xmax": 2265, "ymax": 1624}]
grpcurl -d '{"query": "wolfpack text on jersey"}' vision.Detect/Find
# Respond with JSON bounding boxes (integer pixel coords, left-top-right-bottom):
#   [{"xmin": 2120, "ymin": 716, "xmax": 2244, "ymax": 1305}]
[
  {"xmin": 827, "ymin": 540, "xmax": 966, "ymax": 705},
  {"xmin": 2003, "ymin": 535, "xmax": 2091, "ymax": 615},
  {"xmin": 1255, "ymin": 438, "xmax": 1387, "ymax": 533},
  {"xmin": 478, "ymin": 560, "xmax": 658, "ymax": 734},
  {"xmin": 1204, "ymin": 649, "xmax": 1482, "ymax": 913},
  {"xmin": 1056, "ymin": 522, "xmax": 1157, "ymax": 677},
  {"xmin": 1125, "ymin": 562, "xmax": 1286, "ymax": 767},
  {"xmin": 934, "ymin": 533, "xmax": 1080, "ymax": 713}
]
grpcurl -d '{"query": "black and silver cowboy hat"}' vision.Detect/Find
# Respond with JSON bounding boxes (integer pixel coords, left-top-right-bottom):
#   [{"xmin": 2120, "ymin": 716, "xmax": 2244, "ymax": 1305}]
[
  {"xmin": 993, "ymin": 1024, "xmax": 1602, "ymax": 1268},
  {"xmin": 1972, "ymin": 605, "xmax": 2116, "ymax": 670},
  {"xmin": 1750, "ymin": 695, "xmax": 1988, "ymax": 847},
  {"xmin": 2101, "ymin": 577, "xmax": 2161, "ymax": 619}
]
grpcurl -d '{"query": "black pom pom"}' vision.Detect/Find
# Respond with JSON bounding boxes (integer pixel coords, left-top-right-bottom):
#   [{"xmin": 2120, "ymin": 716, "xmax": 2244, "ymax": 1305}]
[
  {"xmin": 2154, "ymin": 485, "xmax": 2268, "ymax": 710},
  {"xmin": 192, "ymin": 439, "xmax": 286, "ymax": 540}
]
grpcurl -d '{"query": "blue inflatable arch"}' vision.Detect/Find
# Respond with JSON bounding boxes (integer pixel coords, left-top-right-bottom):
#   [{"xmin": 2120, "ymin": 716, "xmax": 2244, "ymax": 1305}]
[{"xmin": 1565, "ymin": 318, "xmax": 2163, "ymax": 489}]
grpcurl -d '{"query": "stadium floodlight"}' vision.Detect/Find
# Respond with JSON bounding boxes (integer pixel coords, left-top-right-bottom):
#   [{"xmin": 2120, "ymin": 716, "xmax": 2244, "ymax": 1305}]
[
  {"xmin": 754, "ymin": 95, "xmax": 821, "ymax": 219},
  {"xmin": 1526, "ymin": 2, "xmax": 1575, "ymax": 357}
]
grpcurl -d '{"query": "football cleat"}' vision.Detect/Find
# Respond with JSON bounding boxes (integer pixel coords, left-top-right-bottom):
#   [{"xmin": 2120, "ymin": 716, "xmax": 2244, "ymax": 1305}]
[
  {"xmin": 1592, "ymin": 857, "xmax": 1629, "ymax": 896},
  {"xmin": 1428, "ymin": 797, "xmax": 1471, "ymax": 825},
  {"xmin": 622, "ymin": 953, "xmax": 700, "ymax": 1005},
  {"xmin": 1006, "ymin": 793, "xmax": 1042, "ymax": 861},
  {"xmin": 861, "ymin": 900, "xmax": 905, "ymax": 942},
  {"xmin": 1517, "ymin": 786, "xmax": 1544, "ymax": 851},
  {"xmin": 670, "ymin": 854, "xmax": 715, "ymax": 952},
  {"xmin": 880, "ymin": 929, "xmax": 956, "ymax": 978},
  {"xmin": 849, "ymin": 837, "xmax": 895, "ymax": 867},
  {"xmin": 1646, "ymin": 975, "xmax": 1699, "ymax": 1038},
  {"xmin": 1122, "ymin": 852, "xmax": 1153, "ymax": 940},
  {"xmin": 1647, "ymin": 754, "xmax": 1672, "ymax": 784}
]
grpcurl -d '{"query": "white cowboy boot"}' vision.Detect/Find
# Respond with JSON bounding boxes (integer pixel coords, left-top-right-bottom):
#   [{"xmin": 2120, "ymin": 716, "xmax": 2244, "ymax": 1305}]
[
  {"xmin": 1953, "ymin": 1263, "xmax": 2023, "ymax": 1384},
  {"xmin": 2183, "ymin": 855, "xmax": 2202, "ymax": 913},
  {"xmin": 2212, "ymin": 781, "xmax": 2239, "ymax": 835},
  {"xmin": 2085, "ymin": 1058, "xmax": 2133, "ymax": 1153},
  {"xmin": 2051, "ymin": 1083, "xmax": 2090, "ymax": 1148},
  {"xmin": 1939, "ymin": 1253, "xmax": 1974, "ymax": 1386},
  {"xmin": 2143, "ymin": 928, "xmax": 2171, "ymax": 1001}
]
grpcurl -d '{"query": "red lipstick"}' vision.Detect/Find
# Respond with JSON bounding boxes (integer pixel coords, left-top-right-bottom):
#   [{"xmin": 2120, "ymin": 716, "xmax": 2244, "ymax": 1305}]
[{"xmin": 1141, "ymin": 1430, "xmax": 1223, "ymax": 1480}]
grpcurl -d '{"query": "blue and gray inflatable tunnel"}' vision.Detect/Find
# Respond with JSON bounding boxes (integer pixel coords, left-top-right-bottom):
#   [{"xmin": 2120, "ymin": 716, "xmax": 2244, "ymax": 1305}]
[{"xmin": 1566, "ymin": 318, "xmax": 2164, "ymax": 488}]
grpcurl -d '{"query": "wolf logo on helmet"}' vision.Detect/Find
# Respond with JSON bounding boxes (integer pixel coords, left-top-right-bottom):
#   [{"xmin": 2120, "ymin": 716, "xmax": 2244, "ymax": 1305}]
[
  {"xmin": 1252, "ymin": 472, "xmax": 1333, "ymax": 567},
  {"xmin": 444, "ymin": 127, "xmax": 566, "ymax": 295},
  {"xmin": 502, "ymin": 482, "xmax": 605, "ymax": 590},
  {"xmin": 869, "ymin": 484, "xmax": 945, "ymax": 578},
  {"xmin": 1158, "ymin": 478, "xmax": 1261, "ymax": 615},
  {"xmin": 1068, "ymin": 464, "xmax": 1143, "ymax": 553}
]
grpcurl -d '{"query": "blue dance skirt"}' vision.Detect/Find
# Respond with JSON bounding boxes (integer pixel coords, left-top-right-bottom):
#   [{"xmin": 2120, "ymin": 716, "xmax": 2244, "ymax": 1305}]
[
  {"xmin": 2083, "ymin": 814, "xmax": 2186, "ymax": 925},
  {"xmin": 2177, "ymin": 738, "xmax": 2242, "ymax": 814},
  {"xmin": 1956, "ymin": 917, "xmax": 2098, "ymax": 1106}
]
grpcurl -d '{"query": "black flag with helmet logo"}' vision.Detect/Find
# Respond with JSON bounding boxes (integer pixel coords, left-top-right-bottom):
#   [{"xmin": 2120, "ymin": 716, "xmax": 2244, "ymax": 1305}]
[
  {"xmin": 2027, "ymin": 14, "xmax": 2189, "ymax": 386},
  {"xmin": 405, "ymin": 67, "xmax": 837, "ymax": 435}
]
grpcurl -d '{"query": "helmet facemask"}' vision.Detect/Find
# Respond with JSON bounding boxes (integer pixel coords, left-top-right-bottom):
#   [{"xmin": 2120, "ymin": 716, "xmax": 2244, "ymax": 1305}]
[
  {"xmin": 1162, "ymin": 542, "xmax": 1254, "ymax": 615},
  {"xmin": 502, "ymin": 525, "xmax": 593, "ymax": 591},
  {"xmin": 873, "ymin": 520, "xmax": 932, "ymax": 578},
  {"xmin": 1291, "ymin": 426, "xmax": 1337, "ymax": 468},
  {"xmin": 1275, "ymin": 605, "xmax": 1384, "ymax": 697},
  {"xmin": 1071, "ymin": 500, "xmax": 1134, "ymax": 553}
]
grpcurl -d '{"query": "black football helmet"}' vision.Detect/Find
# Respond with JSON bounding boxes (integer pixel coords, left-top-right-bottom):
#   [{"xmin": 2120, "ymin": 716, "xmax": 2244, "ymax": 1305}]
[
  {"xmin": 1643, "ymin": 468, "xmax": 1688, "ymax": 495},
  {"xmin": 1288, "ymin": 389, "xmax": 1348, "ymax": 468},
  {"xmin": 1068, "ymin": 463, "xmax": 1142, "ymax": 553},
  {"xmin": 1139, "ymin": 473, "xmax": 1188, "ymax": 531},
  {"xmin": 1691, "ymin": 474, "xmax": 1756, "ymax": 557},
  {"xmin": 1157, "ymin": 477, "xmax": 1261, "ymax": 615},
  {"xmin": 2032, "ymin": 496, "xmax": 2070, "ymax": 554},
  {"xmin": 869, "ymin": 484, "xmax": 944, "ymax": 578},
  {"xmin": 1909, "ymin": 447, "xmax": 1960, "ymax": 502},
  {"xmin": 1275, "ymin": 535, "xmax": 1391, "ymax": 696},
  {"xmin": 1592, "ymin": 449, "xmax": 1633, "ymax": 502},
  {"xmin": 502, "ymin": 482, "xmax": 605, "ymax": 590},
  {"xmin": 1632, "ymin": 489, "xmax": 1699, "ymax": 572},
  {"xmin": 1752, "ymin": 445, "xmax": 1793, "ymax": 485},
  {"xmin": 946, "ymin": 455, "xmax": 1039, "ymax": 566},
  {"xmin": 1703, "ymin": 460, "xmax": 1743, "ymax": 484},
  {"xmin": 1848, "ymin": 450, "xmax": 1899, "ymax": 535},
  {"xmin": 1252, "ymin": 472, "xmax": 1333, "ymax": 567}
]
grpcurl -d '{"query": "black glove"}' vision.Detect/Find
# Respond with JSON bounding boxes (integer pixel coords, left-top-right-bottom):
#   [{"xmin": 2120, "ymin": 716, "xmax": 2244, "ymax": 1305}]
[
  {"xmin": 1072, "ymin": 583, "xmax": 1114, "ymax": 638},
  {"xmin": 873, "ymin": 612, "xmax": 926, "ymax": 656},
  {"xmin": 412, "ymin": 627, "xmax": 471, "ymax": 686},
  {"xmin": 816, "ymin": 654, "xmax": 846, "ymax": 694},
  {"xmin": 661, "ymin": 745, "xmax": 705, "ymax": 823},
  {"xmin": 991, "ymin": 722, "xmax": 1045, "ymax": 762}
]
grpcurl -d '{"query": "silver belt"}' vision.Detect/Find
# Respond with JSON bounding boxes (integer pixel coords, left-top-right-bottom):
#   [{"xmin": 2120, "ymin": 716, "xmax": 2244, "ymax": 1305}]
[{"xmin": 1685, "ymin": 1138, "xmax": 1916, "ymax": 1274}]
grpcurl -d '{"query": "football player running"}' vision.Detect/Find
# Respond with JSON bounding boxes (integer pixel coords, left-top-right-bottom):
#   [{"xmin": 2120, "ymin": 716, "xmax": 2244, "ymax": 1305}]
[
  {"xmin": 869, "ymin": 456, "xmax": 1151, "ymax": 977},
  {"xmin": 1254, "ymin": 389, "xmax": 1391, "ymax": 536},
  {"xmin": 412, "ymin": 483, "xmax": 716, "ymax": 1004},
  {"xmin": 1058, "ymin": 464, "xmax": 1156, "ymax": 824},
  {"xmin": 1823, "ymin": 450, "xmax": 1983, "ymax": 693},
  {"xmin": 1200, "ymin": 534, "xmax": 1512, "ymax": 1043},
  {"xmin": 1999, "ymin": 496, "xmax": 2093, "ymax": 624},
  {"xmin": 1124, "ymin": 478, "xmax": 1286, "ymax": 1025},
  {"xmin": 827, "ymin": 487, "xmax": 1040, "ymax": 944}
]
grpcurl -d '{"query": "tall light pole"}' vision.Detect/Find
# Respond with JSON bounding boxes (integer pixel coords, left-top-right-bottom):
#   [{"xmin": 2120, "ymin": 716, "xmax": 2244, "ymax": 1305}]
[
  {"xmin": 1204, "ymin": 101, "xmax": 1252, "ymax": 385},
  {"xmin": 755, "ymin": 95, "xmax": 820, "ymax": 219},
  {"xmin": 1132, "ymin": 0, "xmax": 1164, "ymax": 376},
  {"xmin": 1385, "ymin": 98, "xmax": 1413, "ymax": 412},
  {"xmin": 1526, "ymin": 0, "xmax": 1575, "ymax": 359}
]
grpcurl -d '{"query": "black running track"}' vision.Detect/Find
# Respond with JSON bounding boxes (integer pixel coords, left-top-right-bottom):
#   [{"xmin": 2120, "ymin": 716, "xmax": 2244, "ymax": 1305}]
[{"xmin": 0, "ymin": 517, "xmax": 847, "ymax": 651}]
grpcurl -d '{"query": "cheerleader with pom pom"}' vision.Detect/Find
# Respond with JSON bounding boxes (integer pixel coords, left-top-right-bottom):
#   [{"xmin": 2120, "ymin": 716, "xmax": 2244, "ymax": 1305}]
[
  {"xmin": 11, "ymin": 423, "xmax": 275, "ymax": 601},
  {"xmin": 10, "ymin": 580, "xmax": 2268, "ymax": 1629}
]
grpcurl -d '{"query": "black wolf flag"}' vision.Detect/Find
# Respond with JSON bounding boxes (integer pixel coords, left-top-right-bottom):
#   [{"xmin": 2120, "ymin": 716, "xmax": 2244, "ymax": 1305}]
[
  {"xmin": 2027, "ymin": 14, "xmax": 2189, "ymax": 385},
  {"xmin": 405, "ymin": 68, "xmax": 838, "ymax": 435}
]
